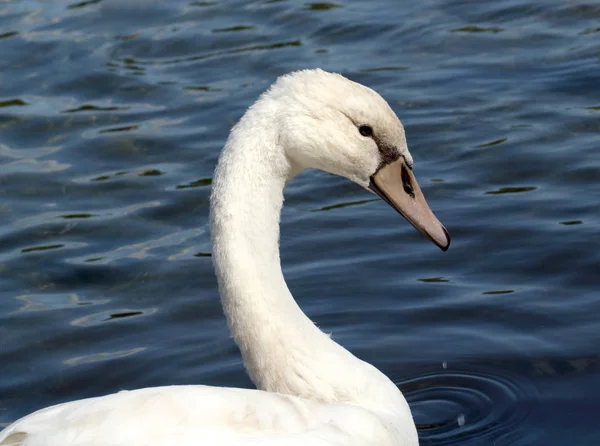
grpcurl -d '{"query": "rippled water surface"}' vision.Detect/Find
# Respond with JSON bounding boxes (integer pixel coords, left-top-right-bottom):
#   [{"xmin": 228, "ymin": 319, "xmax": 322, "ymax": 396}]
[{"xmin": 1, "ymin": 0, "xmax": 599, "ymax": 444}]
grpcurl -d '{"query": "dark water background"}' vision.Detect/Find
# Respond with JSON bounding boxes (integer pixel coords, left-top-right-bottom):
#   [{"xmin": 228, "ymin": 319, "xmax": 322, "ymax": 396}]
[{"xmin": 1, "ymin": 0, "xmax": 599, "ymax": 444}]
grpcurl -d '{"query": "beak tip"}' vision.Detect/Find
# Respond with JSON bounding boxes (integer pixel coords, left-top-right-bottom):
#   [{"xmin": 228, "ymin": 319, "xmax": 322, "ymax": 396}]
[{"xmin": 438, "ymin": 226, "xmax": 451, "ymax": 251}]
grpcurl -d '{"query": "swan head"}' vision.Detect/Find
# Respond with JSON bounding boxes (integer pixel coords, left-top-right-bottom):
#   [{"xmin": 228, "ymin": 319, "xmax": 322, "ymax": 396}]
[{"xmin": 268, "ymin": 69, "xmax": 450, "ymax": 251}]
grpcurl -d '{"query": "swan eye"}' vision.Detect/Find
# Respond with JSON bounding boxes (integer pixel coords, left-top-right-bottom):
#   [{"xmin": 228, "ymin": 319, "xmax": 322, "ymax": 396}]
[{"xmin": 359, "ymin": 125, "xmax": 373, "ymax": 137}]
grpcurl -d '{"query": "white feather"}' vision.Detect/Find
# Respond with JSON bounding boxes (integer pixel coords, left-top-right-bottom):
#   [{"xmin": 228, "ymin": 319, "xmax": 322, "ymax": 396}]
[{"xmin": 0, "ymin": 69, "xmax": 419, "ymax": 446}]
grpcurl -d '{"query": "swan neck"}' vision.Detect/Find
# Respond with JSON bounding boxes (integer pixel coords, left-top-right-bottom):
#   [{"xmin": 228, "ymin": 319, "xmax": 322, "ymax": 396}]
[
  {"xmin": 210, "ymin": 114, "xmax": 315, "ymax": 387},
  {"xmin": 209, "ymin": 104, "xmax": 413, "ymax": 426}
]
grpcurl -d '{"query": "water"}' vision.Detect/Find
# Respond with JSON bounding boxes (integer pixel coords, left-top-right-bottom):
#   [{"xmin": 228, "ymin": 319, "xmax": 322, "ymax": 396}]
[{"xmin": 1, "ymin": 0, "xmax": 599, "ymax": 443}]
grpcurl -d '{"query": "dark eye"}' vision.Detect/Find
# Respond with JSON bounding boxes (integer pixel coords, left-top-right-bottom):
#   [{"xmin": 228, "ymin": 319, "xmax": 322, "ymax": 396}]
[{"xmin": 359, "ymin": 125, "xmax": 373, "ymax": 137}]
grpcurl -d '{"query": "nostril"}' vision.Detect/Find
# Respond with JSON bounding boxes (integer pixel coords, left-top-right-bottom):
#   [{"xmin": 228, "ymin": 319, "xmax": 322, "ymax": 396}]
[{"xmin": 401, "ymin": 164, "xmax": 415, "ymax": 198}]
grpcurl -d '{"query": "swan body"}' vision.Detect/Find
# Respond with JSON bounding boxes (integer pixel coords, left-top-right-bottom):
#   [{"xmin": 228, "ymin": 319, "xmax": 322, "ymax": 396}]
[
  {"xmin": 0, "ymin": 69, "xmax": 449, "ymax": 446},
  {"xmin": 0, "ymin": 386, "xmax": 403, "ymax": 445}
]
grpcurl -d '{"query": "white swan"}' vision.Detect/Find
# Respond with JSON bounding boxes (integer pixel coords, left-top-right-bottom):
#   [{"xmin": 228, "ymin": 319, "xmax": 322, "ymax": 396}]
[{"xmin": 0, "ymin": 69, "xmax": 449, "ymax": 446}]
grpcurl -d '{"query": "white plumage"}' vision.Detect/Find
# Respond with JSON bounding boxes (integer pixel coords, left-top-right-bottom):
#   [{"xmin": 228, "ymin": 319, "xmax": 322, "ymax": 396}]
[{"xmin": 0, "ymin": 69, "xmax": 449, "ymax": 446}]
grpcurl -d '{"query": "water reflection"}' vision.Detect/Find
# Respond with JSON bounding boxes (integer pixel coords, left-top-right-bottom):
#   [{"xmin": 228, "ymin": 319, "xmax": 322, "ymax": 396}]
[
  {"xmin": 69, "ymin": 228, "xmax": 204, "ymax": 264},
  {"xmin": 485, "ymin": 186, "xmax": 537, "ymax": 195},
  {"xmin": 71, "ymin": 308, "xmax": 157, "ymax": 327},
  {"xmin": 212, "ymin": 25, "xmax": 256, "ymax": 33},
  {"xmin": 21, "ymin": 244, "xmax": 64, "ymax": 253},
  {"xmin": 312, "ymin": 198, "xmax": 378, "ymax": 212},
  {"xmin": 450, "ymin": 26, "xmax": 503, "ymax": 33},
  {"xmin": 65, "ymin": 347, "xmax": 146, "ymax": 366},
  {"xmin": 175, "ymin": 177, "xmax": 212, "ymax": 189},
  {"xmin": 305, "ymin": 3, "xmax": 343, "ymax": 11},
  {"xmin": 474, "ymin": 138, "xmax": 507, "ymax": 148},
  {"xmin": 0, "ymin": 99, "xmax": 27, "ymax": 108},
  {"xmin": 418, "ymin": 277, "xmax": 451, "ymax": 283},
  {"xmin": 482, "ymin": 290, "xmax": 514, "ymax": 295},
  {"xmin": 63, "ymin": 105, "xmax": 126, "ymax": 113},
  {"xmin": 17, "ymin": 293, "xmax": 108, "ymax": 312}
]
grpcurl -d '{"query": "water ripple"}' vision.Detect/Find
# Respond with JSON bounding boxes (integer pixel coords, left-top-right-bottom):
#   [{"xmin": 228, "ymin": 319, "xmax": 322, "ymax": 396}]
[{"xmin": 405, "ymin": 367, "xmax": 537, "ymax": 444}]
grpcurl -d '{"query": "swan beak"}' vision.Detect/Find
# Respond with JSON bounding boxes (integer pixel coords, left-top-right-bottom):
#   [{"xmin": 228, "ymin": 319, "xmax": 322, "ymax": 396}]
[{"xmin": 369, "ymin": 158, "xmax": 450, "ymax": 251}]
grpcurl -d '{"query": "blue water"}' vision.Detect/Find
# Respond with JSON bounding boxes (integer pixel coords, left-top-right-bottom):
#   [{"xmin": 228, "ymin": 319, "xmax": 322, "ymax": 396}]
[{"xmin": 1, "ymin": 0, "xmax": 599, "ymax": 444}]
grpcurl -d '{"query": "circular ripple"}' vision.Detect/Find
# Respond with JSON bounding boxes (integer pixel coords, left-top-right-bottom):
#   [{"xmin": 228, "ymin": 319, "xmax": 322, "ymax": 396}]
[{"xmin": 402, "ymin": 367, "xmax": 538, "ymax": 444}]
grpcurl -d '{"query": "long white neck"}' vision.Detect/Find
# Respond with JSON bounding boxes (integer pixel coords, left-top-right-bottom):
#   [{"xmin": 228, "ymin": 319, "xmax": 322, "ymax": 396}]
[{"xmin": 209, "ymin": 99, "xmax": 414, "ymax": 425}]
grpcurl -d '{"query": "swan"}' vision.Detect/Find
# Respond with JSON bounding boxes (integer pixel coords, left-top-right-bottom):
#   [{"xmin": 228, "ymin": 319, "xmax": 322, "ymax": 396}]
[{"xmin": 0, "ymin": 69, "xmax": 450, "ymax": 446}]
